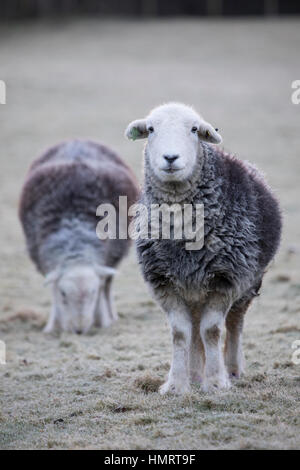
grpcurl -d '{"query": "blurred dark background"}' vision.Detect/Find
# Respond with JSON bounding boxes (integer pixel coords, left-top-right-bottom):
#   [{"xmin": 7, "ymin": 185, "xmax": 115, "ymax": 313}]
[{"xmin": 1, "ymin": 0, "xmax": 300, "ymax": 20}]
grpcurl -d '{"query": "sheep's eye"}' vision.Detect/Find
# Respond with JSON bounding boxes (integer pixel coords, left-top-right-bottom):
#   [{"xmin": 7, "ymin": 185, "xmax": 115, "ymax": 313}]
[
  {"xmin": 191, "ymin": 126, "xmax": 198, "ymax": 133},
  {"xmin": 148, "ymin": 126, "xmax": 154, "ymax": 133}
]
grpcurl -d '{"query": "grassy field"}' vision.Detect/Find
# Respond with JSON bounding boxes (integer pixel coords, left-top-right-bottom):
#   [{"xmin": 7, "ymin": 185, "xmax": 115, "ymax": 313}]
[{"xmin": 0, "ymin": 18, "xmax": 300, "ymax": 450}]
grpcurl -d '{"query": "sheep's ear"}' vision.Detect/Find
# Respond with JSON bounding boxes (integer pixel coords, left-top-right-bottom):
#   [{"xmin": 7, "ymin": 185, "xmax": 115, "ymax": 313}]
[
  {"xmin": 198, "ymin": 120, "xmax": 222, "ymax": 144},
  {"xmin": 125, "ymin": 119, "xmax": 148, "ymax": 141},
  {"xmin": 95, "ymin": 265, "xmax": 116, "ymax": 278},
  {"xmin": 44, "ymin": 269, "xmax": 61, "ymax": 286}
]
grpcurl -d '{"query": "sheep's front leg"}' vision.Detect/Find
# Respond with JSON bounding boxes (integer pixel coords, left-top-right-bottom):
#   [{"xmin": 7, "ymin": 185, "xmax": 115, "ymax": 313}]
[
  {"xmin": 200, "ymin": 297, "xmax": 230, "ymax": 391},
  {"xmin": 104, "ymin": 276, "xmax": 118, "ymax": 322},
  {"xmin": 190, "ymin": 318, "xmax": 205, "ymax": 384},
  {"xmin": 160, "ymin": 308, "xmax": 192, "ymax": 396},
  {"xmin": 95, "ymin": 289, "xmax": 114, "ymax": 328},
  {"xmin": 43, "ymin": 305, "xmax": 58, "ymax": 333}
]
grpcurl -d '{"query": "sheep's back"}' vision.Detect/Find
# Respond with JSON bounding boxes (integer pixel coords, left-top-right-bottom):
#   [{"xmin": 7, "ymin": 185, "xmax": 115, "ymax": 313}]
[
  {"xmin": 219, "ymin": 149, "xmax": 282, "ymax": 269},
  {"xmin": 19, "ymin": 140, "xmax": 139, "ymax": 273}
]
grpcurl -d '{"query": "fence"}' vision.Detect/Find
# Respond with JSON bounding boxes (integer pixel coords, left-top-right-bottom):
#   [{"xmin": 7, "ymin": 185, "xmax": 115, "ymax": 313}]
[{"xmin": 0, "ymin": 0, "xmax": 299, "ymax": 20}]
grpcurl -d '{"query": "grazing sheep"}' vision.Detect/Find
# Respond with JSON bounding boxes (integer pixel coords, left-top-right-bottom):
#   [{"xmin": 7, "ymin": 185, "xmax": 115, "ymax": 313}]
[
  {"xmin": 126, "ymin": 103, "xmax": 281, "ymax": 394},
  {"xmin": 19, "ymin": 140, "xmax": 139, "ymax": 334}
]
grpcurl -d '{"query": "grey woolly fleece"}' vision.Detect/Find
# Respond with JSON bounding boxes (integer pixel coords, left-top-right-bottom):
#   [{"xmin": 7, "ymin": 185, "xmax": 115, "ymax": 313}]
[
  {"xmin": 19, "ymin": 139, "xmax": 139, "ymax": 275},
  {"xmin": 136, "ymin": 142, "xmax": 282, "ymax": 308}
]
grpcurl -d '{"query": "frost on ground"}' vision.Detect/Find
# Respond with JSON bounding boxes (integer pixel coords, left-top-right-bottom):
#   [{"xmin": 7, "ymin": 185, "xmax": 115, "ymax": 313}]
[{"xmin": 0, "ymin": 18, "xmax": 300, "ymax": 449}]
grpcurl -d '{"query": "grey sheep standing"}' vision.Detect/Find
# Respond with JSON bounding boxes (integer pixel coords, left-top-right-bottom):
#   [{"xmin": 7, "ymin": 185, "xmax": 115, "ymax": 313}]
[
  {"xmin": 19, "ymin": 139, "xmax": 139, "ymax": 334},
  {"xmin": 126, "ymin": 103, "xmax": 281, "ymax": 394}
]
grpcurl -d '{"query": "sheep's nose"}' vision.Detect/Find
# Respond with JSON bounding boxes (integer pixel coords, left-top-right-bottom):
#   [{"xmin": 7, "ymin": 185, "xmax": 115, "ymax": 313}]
[
  {"xmin": 164, "ymin": 154, "xmax": 179, "ymax": 164},
  {"xmin": 75, "ymin": 329, "xmax": 82, "ymax": 335}
]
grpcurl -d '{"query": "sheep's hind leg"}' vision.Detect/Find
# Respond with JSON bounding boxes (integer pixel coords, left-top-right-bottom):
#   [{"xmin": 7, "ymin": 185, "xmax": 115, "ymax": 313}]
[
  {"xmin": 159, "ymin": 301, "xmax": 192, "ymax": 396},
  {"xmin": 225, "ymin": 300, "xmax": 250, "ymax": 379},
  {"xmin": 189, "ymin": 317, "xmax": 205, "ymax": 384},
  {"xmin": 200, "ymin": 295, "xmax": 231, "ymax": 392}
]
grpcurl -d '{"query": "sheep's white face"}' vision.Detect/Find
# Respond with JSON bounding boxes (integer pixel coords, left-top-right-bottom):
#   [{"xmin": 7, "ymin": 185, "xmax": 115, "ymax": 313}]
[
  {"xmin": 145, "ymin": 106, "xmax": 200, "ymax": 182},
  {"xmin": 126, "ymin": 103, "xmax": 222, "ymax": 183},
  {"xmin": 45, "ymin": 264, "xmax": 116, "ymax": 334},
  {"xmin": 54, "ymin": 265, "xmax": 101, "ymax": 334}
]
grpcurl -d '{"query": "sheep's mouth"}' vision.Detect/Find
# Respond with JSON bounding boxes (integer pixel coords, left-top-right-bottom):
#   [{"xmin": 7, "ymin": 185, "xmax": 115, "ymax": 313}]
[{"xmin": 162, "ymin": 167, "xmax": 181, "ymax": 174}]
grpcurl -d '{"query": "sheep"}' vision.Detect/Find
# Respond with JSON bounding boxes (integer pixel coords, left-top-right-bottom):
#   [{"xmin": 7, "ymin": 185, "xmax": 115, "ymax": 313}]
[
  {"xmin": 126, "ymin": 103, "xmax": 282, "ymax": 394},
  {"xmin": 19, "ymin": 139, "xmax": 139, "ymax": 334}
]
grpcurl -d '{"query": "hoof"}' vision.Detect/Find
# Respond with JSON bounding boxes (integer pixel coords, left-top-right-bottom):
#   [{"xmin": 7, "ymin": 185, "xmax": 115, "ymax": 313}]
[
  {"xmin": 226, "ymin": 365, "xmax": 244, "ymax": 379},
  {"xmin": 43, "ymin": 324, "xmax": 55, "ymax": 334},
  {"xmin": 202, "ymin": 373, "xmax": 231, "ymax": 392},
  {"xmin": 159, "ymin": 380, "xmax": 191, "ymax": 396}
]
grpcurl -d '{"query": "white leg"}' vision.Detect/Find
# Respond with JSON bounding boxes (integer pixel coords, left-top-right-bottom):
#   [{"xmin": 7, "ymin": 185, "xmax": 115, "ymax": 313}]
[
  {"xmin": 95, "ymin": 289, "xmax": 114, "ymax": 328},
  {"xmin": 190, "ymin": 319, "xmax": 205, "ymax": 384},
  {"xmin": 105, "ymin": 277, "xmax": 118, "ymax": 321},
  {"xmin": 225, "ymin": 304, "xmax": 248, "ymax": 378},
  {"xmin": 200, "ymin": 298, "xmax": 230, "ymax": 392},
  {"xmin": 159, "ymin": 305, "xmax": 192, "ymax": 396},
  {"xmin": 43, "ymin": 305, "xmax": 58, "ymax": 333}
]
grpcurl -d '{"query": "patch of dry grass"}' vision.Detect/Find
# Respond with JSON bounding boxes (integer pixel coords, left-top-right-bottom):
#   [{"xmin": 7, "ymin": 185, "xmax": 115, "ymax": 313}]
[{"xmin": 134, "ymin": 374, "xmax": 163, "ymax": 393}]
